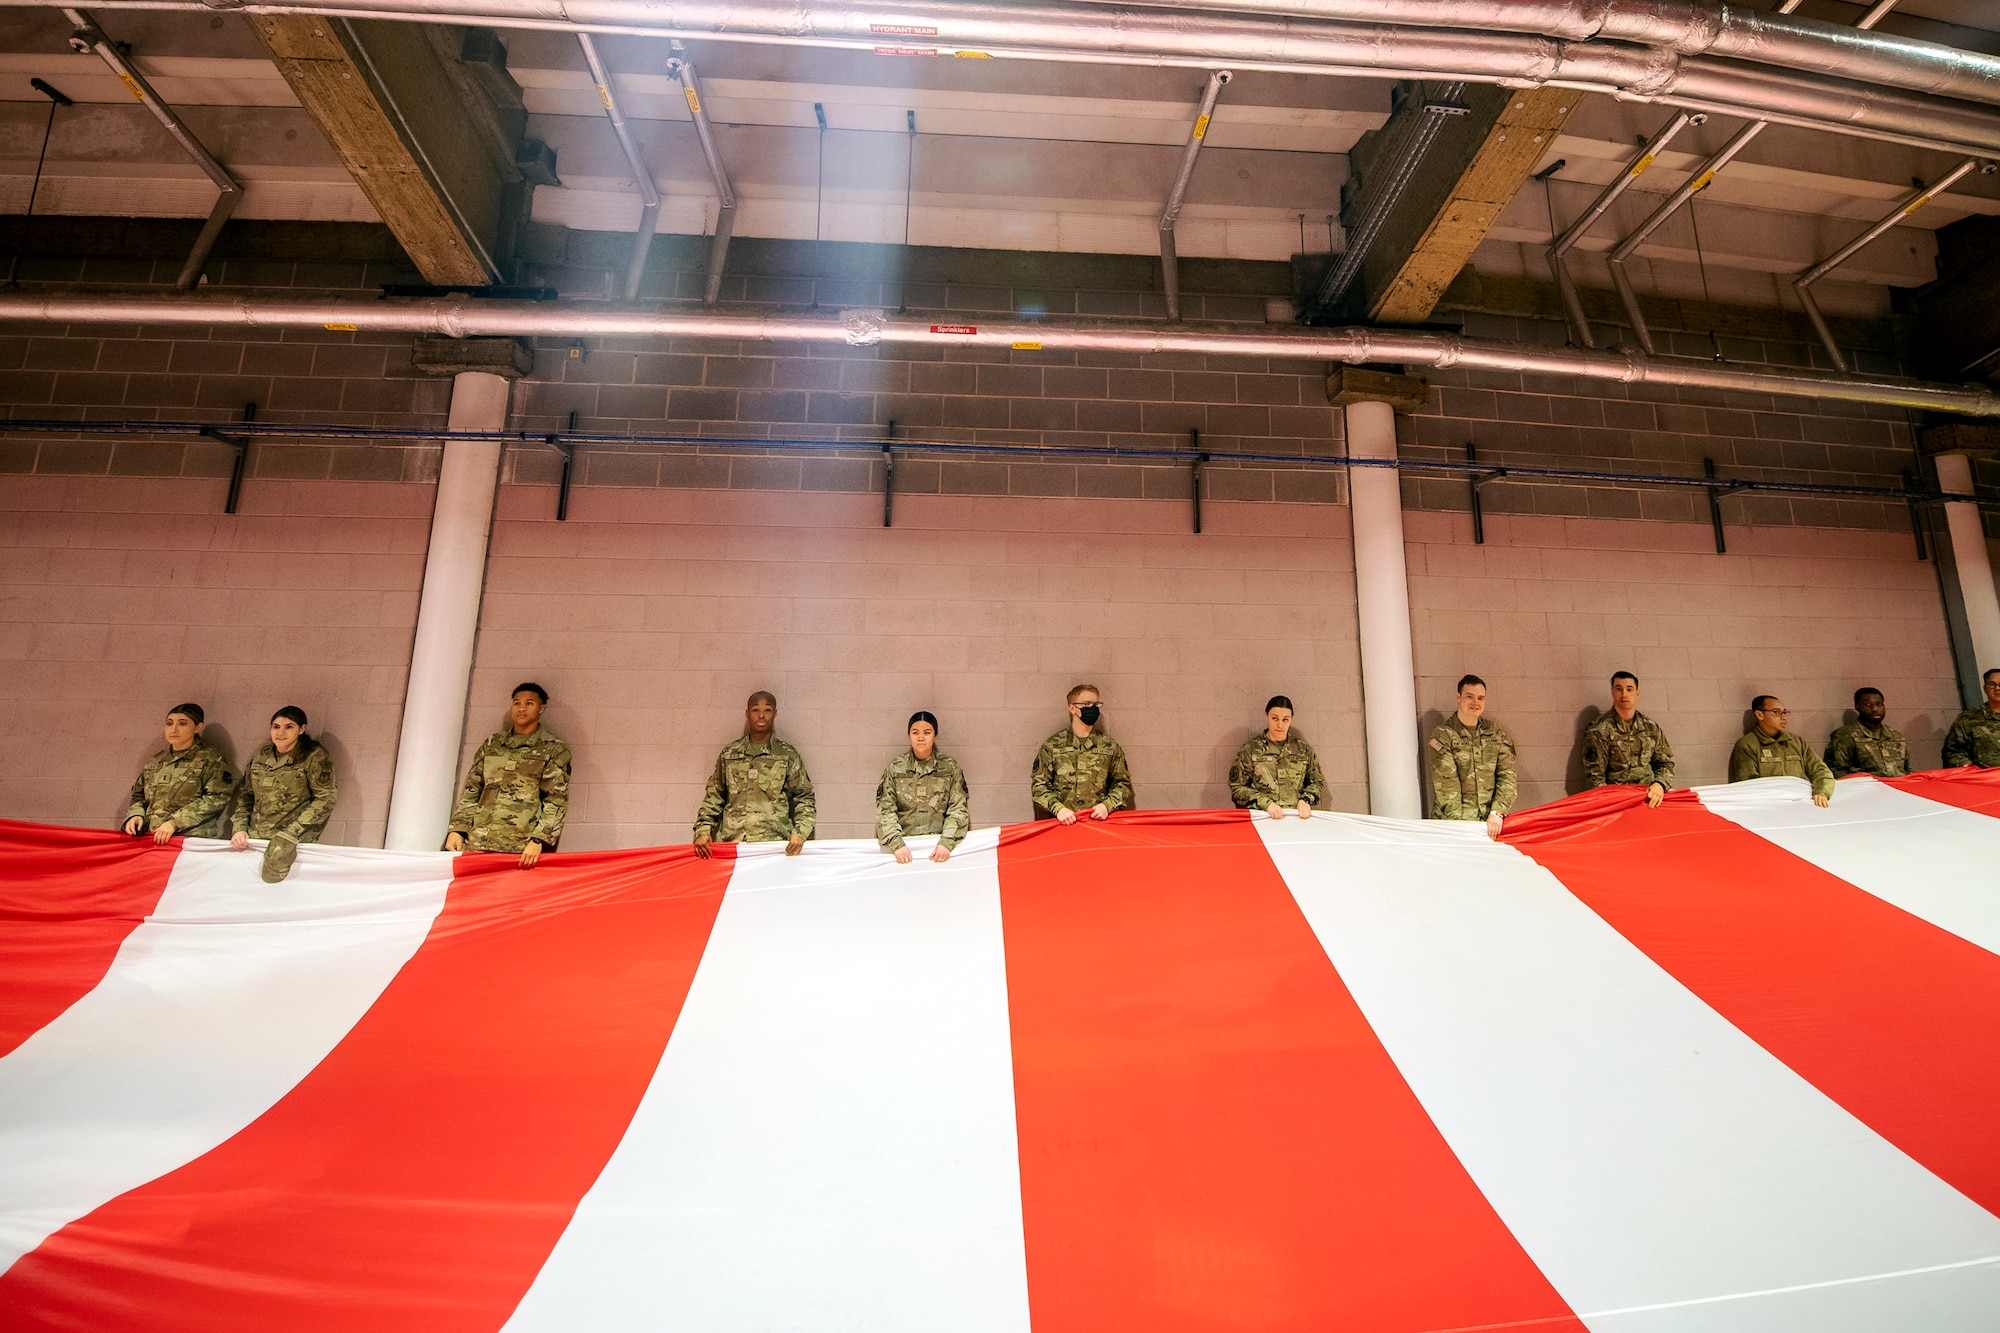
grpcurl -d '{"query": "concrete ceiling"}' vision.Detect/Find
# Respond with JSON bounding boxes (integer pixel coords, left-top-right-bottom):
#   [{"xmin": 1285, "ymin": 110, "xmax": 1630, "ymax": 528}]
[{"xmin": 1, "ymin": 2, "xmax": 1999, "ymax": 319}]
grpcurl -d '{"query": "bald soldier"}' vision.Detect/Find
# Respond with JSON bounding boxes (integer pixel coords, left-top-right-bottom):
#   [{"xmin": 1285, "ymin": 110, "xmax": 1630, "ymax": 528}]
[
  {"xmin": 1941, "ymin": 667, "xmax": 2000, "ymax": 769},
  {"xmin": 694, "ymin": 690, "xmax": 816, "ymax": 857},
  {"xmin": 1729, "ymin": 694, "xmax": 1834, "ymax": 806},
  {"xmin": 1824, "ymin": 686, "xmax": 1909, "ymax": 778},
  {"xmin": 1428, "ymin": 674, "xmax": 1516, "ymax": 834},
  {"xmin": 1580, "ymin": 670, "xmax": 1674, "ymax": 807}
]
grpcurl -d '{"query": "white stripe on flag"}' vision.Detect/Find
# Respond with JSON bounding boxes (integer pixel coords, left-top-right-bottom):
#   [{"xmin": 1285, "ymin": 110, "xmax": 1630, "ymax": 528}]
[
  {"xmin": 503, "ymin": 830, "xmax": 1030, "ymax": 1333},
  {"xmin": 1256, "ymin": 813, "xmax": 2000, "ymax": 1330},
  {"xmin": 0, "ymin": 838, "xmax": 451, "ymax": 1275},
  {"xmin": 1696, "ymin": 775, "xmax": 2000, "ymax": 957}
]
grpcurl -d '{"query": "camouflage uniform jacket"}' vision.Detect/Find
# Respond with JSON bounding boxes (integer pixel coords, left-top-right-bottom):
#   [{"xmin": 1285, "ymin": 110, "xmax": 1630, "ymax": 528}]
[
  {"xmin": 875, "ymin": 751, "xmax": 971, "ymax": 850},
  {"xmin": 1728, "ymin": 729, "xmax": 1835, "ymax": 799},
  {"xmin": 1824, "ymin": 721, "xmax": 1908, "ymax": 777},
  {"xmin": 696, "ymin": 736, "xmax": 816, "ymax": 842},
  {"xmin": 448, "ymin": 728, "xmax": 571, "ymax": 853},
  {"xmin": 1031, "ymin": 728, "xmax": 1133, "ymax": 816},
  {"xmin": 1581, "ymin": 710, "xmax": 1675, "ymax": 789},
  {"xmin": 126, "ymin": 739, "xmax": 234, "ymax": 838},
  {"xmin": 1228, "ymin": 734, "xmax": 1326, "ymax": 809},
  {"xmin": 1428, "ymin": 715, "xmax": 1517, "ymax": 820},
  {"xmin": 231, "ymin": 741, "xmax": 339, "ymax": 842},
  {"xmin": 1942, "ymin": 705, "xmax": 2000, "ymax": 769}
]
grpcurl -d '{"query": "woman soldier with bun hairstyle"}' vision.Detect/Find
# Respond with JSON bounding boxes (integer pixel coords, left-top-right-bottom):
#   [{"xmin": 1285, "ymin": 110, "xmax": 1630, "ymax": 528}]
[
  {"xmin": 123, "ymin": 702, "xmax": 235, "ymax": 844},
  {"xmin": 229, "ymin": 704, "xmax": 340, "ymax": 882},
  {"xmin": 876, "ymin": 710, "xmax": 970, "ymax": 863}
]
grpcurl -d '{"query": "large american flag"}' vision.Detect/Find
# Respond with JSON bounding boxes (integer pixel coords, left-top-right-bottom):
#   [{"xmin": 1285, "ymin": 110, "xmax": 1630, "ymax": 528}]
[{"xmin": 4, "ymin": 770, "xmax": 1998, "ymax": 1330}]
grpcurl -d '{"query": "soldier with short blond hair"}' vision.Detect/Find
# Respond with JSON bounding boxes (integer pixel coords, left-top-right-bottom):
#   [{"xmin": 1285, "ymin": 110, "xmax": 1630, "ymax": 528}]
[{"xmin": 1031, "ymin": 683, "xmax": 1132, "ymax": 824}]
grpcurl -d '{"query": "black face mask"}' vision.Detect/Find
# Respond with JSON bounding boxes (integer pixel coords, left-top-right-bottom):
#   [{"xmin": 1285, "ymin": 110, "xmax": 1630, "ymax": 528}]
[{"xmin": 1077, "ymin": 703, "xmax": 1101, "ymax": 726}]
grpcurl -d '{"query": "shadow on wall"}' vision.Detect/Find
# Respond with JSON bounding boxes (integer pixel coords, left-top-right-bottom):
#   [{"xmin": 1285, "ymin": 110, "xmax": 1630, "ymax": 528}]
[
  {"xmin": 1566, "ymin": 705, "xmax": 1602, "ymax": 796},
  {"xmin": 1417, "ymin": 707, "xmax": 1445, "ymax": 816}
]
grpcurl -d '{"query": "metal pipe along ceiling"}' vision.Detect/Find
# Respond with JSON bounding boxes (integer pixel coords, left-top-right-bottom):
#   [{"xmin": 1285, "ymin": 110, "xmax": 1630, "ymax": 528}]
[
  {"xmin": 30, "ymin": 0, "xmax": 2000, "ymax": 158},
  {"xmin": 0, "ymin": 292, "xmax": 1993, "ymax": 416},
  {"xmin": 1067, "ymin": 0, "xmax": 2000, "ymax": 110}
]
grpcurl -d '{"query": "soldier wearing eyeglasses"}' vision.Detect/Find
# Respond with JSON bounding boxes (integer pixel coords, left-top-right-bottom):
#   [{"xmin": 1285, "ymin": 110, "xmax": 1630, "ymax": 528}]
[{"xmin": 1728, "ymin": 694, "xmax": 1834, "ymax": 806}]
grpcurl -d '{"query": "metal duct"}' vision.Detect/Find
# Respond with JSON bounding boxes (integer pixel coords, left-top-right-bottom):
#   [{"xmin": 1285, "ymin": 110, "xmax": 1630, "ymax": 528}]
[
  {"xmin": 1545, "ymin": 110, "xmax": 1703, "ymax": 349},
  {"xmin": 29, "ymin": 0, "xmax": 2000, "ymax": 159},
  {"xmin": 1158, "ymin": 69, "xmax": 1229, "ymax": 322},
  {"xmin": 667, "ymin": 53, "xmax": 737, "ymax": 307},
  {"xmin": 577, "ymin": 33, "xmax": 660, "ymax": 302},
  {"xmin": 0, "ymin": 291, "xmax": 1992, "ymax": 416},
  {"xmin": 65, "ymin": 9, "xmax": 240, "ymax": 289},
  {"xmin": 1793, "ymin": 157, "xmax": 1996, "ymax": 372},
  {"xmin": 1067, "ymin": 0, "xmax": 2000, "ymax": 111}
]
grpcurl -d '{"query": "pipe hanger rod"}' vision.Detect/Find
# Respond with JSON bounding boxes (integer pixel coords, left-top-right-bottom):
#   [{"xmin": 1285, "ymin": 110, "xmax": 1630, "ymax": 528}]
[
  {"xmin": 1158, "ymin": 69, "xmax": 1229, "ymax": 322},
  {"xmin": 577, "ymin": 32, "xmax": 660, "ymax": 302},
  {"xmin": 64, "ymin": 7, "xmax": 240, "ymax": 288},
  {"xmin": 1545, "ymin": 109, "xmax": 1704, "ymax": 348},
  {"xmin": 1793, "ymin": 156, "xmax": 1994, "ymax": 372},
  {"xmin": 667, "ymin": 53, "xmax": 738, "ymax": 307}
]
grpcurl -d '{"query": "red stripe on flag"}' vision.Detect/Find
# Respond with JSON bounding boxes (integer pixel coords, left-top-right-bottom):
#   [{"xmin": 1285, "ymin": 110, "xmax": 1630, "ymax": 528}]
[
  {"xmin": 1883, "ymin": 766, "xmax": 2000, "ymax": 819},
  {"xmin": 0, "ymin": 818, "xmax": 177, "ymax": 1058},
  {"xmin": 1505, "ymin": 791, "xmax": 2000, "ymax": 1216},
  {"xmin": 0, "ymin": 844, "xmax": 734, "ymax": 1332},
  {"xmin": 998, "ymin": 812, "xmax": 1580, "ymax": 1333}
]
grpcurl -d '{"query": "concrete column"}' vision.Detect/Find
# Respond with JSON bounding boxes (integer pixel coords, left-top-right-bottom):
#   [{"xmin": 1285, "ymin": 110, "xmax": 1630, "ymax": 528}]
[
  {"xmin": 1344, "ymin": 396, "xmax": 1422, "ymax": 819},
  {"xmin": 383, "ymin": 370, "xmax": 510, "ymax": 851},
  {"xmin": 1935, "ymin": 451, "xmax": 2000, "ymax": 674}
]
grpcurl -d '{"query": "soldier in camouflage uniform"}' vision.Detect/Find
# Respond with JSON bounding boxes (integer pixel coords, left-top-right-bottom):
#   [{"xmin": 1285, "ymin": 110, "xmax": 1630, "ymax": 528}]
[
  {"xmin": 1942, "ymin": 668, "xmax": 2000, "ymax": 769},
  {"xmin": 1581, "ymin": 671, "xmax": 1674, "ymax": 806},
  {"xmin": 695, "ymin": 690, "xmax": 815, "ymax": 857},
  {"xmin": 1428, "ymin": 675, "xmax": 1516, "ymax": 833},
  {"xmin": 1824, "ymin": 686, "xmax": 1909, "ymax": 778},
  {"xmin": 228, "ymin": 705, "xmax": 339, "ymax": 882},
  {"xmin": 1031, "ymin": 683, "xmax": 1133, "ymax": 823},
  {"xmin": 1229, "ymin": 695, "xmax": 1326, "ymax": 818},
  {"xmin": 446, "ymin": 682, "xmax": 570, "ymax": 867},
  {"xmin": 124, "ymin": 702, "xmax": 235, "ymax": 844},
  {"xmin": 877, "ymin": 710, "xmax": 971, "ymax": 863},
  {"xmin": 1728, "ymin": 695, "xmax": 1834, "ymax": 805}
]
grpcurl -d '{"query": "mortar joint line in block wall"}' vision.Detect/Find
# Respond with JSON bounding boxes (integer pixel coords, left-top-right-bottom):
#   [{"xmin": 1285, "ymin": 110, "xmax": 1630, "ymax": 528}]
[{"xmin": 0, "ymin": 418, "xmax": 1987, "ymax": 509}]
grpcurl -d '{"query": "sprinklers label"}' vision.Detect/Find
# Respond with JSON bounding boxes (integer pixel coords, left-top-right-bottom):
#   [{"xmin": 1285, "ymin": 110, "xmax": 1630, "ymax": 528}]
[{"xmin": 930, "ymin": 324, "xmax": 977, "ymax": 335}]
